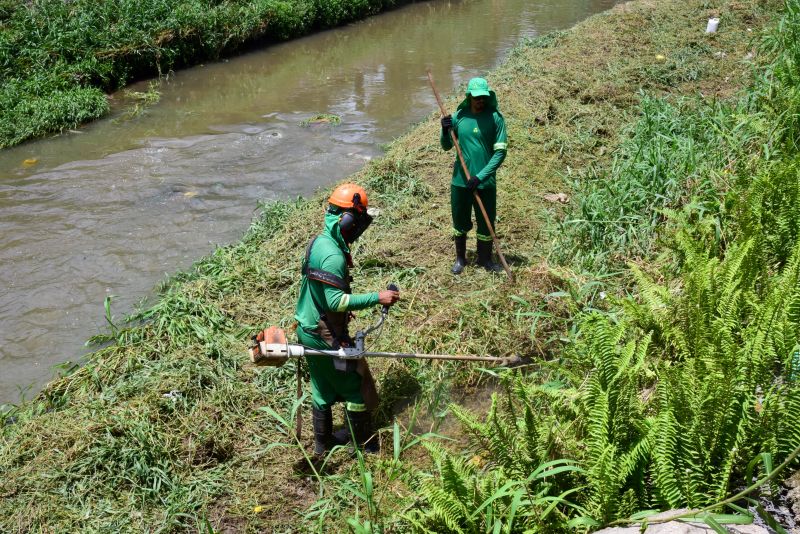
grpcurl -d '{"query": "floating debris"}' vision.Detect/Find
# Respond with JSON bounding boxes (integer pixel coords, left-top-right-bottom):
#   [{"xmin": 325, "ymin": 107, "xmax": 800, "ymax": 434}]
[
  {"xmin": 22, "ymin": 158, "xmax": 38, "ymax": 167},
  {"xmin": 347, "ymin": 152, "xmax": 372, "ymax": 161},
  {"xmin": 299, "ymin": 113, "xmax": 342, "ymax": 127}
]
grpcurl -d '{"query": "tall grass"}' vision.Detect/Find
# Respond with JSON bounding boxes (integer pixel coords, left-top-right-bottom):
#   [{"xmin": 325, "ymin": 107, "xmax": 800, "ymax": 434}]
[
  {"xmin": 0, "ymin": 0, "xmax": 407, "ymax": 148},
  {"xmin": 0, "ymin": 0, "xmax": 789, "ymax": 531},
  {"xmin": 553, "ymin": 94, "xmax": 772, "ymax": 273},
  {"xmin": 389, "ymin": 1, "xmax": 800, "ymax": 531}
]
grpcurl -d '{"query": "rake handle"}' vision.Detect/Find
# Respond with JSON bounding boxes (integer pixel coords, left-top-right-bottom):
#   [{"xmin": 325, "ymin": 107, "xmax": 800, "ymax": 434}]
[{"xmin": 427, "ymin": 70, "xmax": 514, "ymax": 282}]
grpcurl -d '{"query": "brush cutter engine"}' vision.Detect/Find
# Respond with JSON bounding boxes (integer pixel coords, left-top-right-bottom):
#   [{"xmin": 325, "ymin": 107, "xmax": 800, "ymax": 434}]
[{"xmin": 249, "ymin": 331, "xmax": 367, "ymax": 367}]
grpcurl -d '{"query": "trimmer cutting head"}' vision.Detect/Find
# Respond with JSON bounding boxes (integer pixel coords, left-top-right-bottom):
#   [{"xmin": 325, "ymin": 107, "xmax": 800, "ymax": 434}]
[{"xmin": 501, "ymin": 354, "xmax": 524, "ymax": 367}]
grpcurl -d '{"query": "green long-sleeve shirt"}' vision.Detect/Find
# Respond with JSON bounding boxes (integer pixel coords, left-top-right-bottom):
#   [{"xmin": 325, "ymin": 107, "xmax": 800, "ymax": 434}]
[
  {"xmin": 294, "ymin": 211, "xmax": 379, "ymax": 348},
  {"xmin": 440, "ymin": 107, "xmax": 507, "ymax": 189}
]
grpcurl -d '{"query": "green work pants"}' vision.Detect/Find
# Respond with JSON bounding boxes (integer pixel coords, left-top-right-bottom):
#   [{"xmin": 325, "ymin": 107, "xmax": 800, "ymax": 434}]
[
  {"xmin": 297, "ymin": 328, "xmax": 366, "ymax": 412},
  {"xmin": 451, "ymin": 185, "xmax": 496, "ymax": 241}
]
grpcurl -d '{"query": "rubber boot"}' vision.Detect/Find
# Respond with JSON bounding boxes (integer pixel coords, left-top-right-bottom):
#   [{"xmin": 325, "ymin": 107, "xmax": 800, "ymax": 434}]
[
  {"xmin": 344, "ymin": 409, "xmax": 380, "ymax": 454},
  {"xmin": 312, "ymin": 407, "xmax": 333, "ymax": 455},
  {"xmin": 452, "ymin": 235, "xmax": 467, "ymax": 275},
  {"xmin": 476, "ymin": 239, "xmax": 503, "ymax": 273}
]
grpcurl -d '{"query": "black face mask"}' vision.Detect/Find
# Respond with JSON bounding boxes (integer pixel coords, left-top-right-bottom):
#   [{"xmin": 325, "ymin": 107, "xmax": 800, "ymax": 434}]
[{"xmin": 339, "ymin": 209, "xmax": 373, "ymax": 244}]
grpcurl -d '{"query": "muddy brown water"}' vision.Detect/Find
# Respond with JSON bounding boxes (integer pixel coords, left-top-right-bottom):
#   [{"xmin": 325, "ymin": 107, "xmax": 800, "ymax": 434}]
[{"xmin": 0, "ymin": 0, "xmax": 618, "ymax": 405}]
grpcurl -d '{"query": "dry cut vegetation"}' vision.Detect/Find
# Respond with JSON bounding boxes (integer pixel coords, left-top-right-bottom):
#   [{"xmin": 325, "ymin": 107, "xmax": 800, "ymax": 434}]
[{"xmin": 2, "ymin": 0, "xmax": 799, "ymax": 532}]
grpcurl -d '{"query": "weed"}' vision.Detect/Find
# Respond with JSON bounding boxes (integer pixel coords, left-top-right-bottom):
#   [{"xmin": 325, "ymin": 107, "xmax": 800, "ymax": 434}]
[{"xmin": 299, "ymin": 113, "xmax": 342, "ymax": 127}]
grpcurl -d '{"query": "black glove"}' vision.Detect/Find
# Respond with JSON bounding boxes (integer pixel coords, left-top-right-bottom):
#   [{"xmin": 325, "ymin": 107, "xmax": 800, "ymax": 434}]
[
  {"xmin": 466, "ymin": 176, "xmax": 481, "ymax": 191},
  {"xmin": 441, "ymin": 114, "xmax": 452, "ymax": 135}
]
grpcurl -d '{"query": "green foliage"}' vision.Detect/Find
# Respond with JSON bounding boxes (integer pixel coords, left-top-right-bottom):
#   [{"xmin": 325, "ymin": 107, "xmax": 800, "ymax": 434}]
[
  {"xmin": 571, "ymin": 315, "xmax": 653, "ymax": 521},
  {"xmin": 622, "ymin": 222, "xmax": 800, "ymax": 509},
  {"xmin": 730, "ymin": 157, "xmax": 800, "ymax": 269},
  {"xmin": 432, "ymin": 3, "xmax": 800, "ymax": 529},
  {"xmin": 0, "ymin": 0, "xmax": 409, "ymax": 147},
  {"xmin": 299, "ymin": 113, "xmax": 342, "ymax": 127},
  {"xmin": 758, "ymin": 0, "xmax": 800, "ymax": 150},
  {"xmin": 556, "ymin": 0, "xmax": 800, "ymax": 274},
  {"xmin": 554, "ymin": 94, "xmax": 767, "ymax": 272},
  {"xmin": 404, "ymin": 441, "xmax": 582, "ymax": 533},
  {"xmin": 2, "ymin": 0, "xmax": 798, "ymax": 531}
]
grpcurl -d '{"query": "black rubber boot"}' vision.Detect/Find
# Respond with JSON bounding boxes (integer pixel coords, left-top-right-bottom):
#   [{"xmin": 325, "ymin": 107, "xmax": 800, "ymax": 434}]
[
  {"xmin": 344, "ymin": 409, "xmax": 379, "ymax": 454},
  {"xmin": 312, "ymin": 407, "xmax": 333, "ymax": 455},
  {"xmin": 452, "ymin": 235, "xmax": 467, "ymax": 274},
  {"xmin": 476, "ymin": 239, "xmax": 503, "ymax": 273}
]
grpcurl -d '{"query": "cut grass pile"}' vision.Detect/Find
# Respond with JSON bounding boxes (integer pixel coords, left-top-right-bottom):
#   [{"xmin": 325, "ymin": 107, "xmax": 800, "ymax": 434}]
[{"xmin": 0, "ymin": 0, "xmax": 788, "ymax": 531}]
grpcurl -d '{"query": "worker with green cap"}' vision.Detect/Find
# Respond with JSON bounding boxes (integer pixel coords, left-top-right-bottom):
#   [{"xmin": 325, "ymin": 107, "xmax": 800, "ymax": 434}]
[
  {"xmin": 295, "ymin": 183, "xmax": 400, "ymax": 456},
  {"xmin": 440, "ymin": 77, "xmax": 508, "ymax": 274}
]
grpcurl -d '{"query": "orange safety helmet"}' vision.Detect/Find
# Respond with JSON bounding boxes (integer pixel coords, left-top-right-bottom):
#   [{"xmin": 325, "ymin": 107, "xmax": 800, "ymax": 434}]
[{"xmin": 329, "ymin": 183, "xmax": 368, "ymax": 213}]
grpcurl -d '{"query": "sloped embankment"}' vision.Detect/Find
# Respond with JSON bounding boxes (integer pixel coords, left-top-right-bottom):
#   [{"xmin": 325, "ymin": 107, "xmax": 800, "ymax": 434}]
[{"xmin": 0, "ymin": 0, "xmax": 783, "ymax": 531}]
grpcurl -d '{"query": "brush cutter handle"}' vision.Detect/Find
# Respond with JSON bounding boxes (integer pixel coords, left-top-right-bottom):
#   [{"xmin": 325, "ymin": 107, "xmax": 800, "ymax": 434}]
[{"xmin": 381, "ymin": 283, "xmax": 399, "ymax": 315}]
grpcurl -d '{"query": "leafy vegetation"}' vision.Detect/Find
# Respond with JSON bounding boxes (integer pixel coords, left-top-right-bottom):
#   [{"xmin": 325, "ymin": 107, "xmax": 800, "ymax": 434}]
[
  {"xmin": 399, "ymin": 1, "xmax": 800, "ymax": 531},
  {"xmin": 300, "ymin": 113, "xmax": 343, "ymax": 127},
  {"xmin": 0, "ymin": 0, "xmax": 407, "ymax": 148},
  {"xmin": 2, "ymin": 0, "xmax": 799, "ymax": 532}
]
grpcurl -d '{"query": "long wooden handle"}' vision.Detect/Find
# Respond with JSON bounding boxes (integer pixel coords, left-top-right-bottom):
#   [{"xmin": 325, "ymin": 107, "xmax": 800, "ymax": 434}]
[{"xmin": 427, "ymin": 70, "xmax": 514, "ymax": 282}]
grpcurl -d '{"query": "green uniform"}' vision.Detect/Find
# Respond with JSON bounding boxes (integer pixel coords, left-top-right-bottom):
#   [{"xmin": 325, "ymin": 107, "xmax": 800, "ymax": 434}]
[
  {"xmin": 440, "ymin": 95, "xmax": 507, "ymax": 241},
  {"xmin": 294, "ymin": 210, "xmax": 379, "ymax": 412}
]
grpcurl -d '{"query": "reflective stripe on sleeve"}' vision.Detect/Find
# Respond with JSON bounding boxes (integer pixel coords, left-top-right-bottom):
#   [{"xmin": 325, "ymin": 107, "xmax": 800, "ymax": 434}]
[
  {"xmin": 336, "ymin": 293, "xmax": 350, "ymax": 312},
  {"xmin": 493, "ymin": 142, "xmax": 507, "ymax": 150}
]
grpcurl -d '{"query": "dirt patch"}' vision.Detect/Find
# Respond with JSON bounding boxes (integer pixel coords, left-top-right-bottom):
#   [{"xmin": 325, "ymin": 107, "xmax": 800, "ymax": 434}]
[{"xmin": 787, "ymin": 470, "xmax": 800, "ymax": 533}]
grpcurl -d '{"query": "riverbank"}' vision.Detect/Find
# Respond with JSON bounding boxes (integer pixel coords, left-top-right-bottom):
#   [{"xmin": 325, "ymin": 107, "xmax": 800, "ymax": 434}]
[
  {"xmin": 0, "ymin": 0, "xmax": 413, "ymax": 149},
  {"xmin": 2, "ymin": 0, "xmax": 797, "ymax": 531}
]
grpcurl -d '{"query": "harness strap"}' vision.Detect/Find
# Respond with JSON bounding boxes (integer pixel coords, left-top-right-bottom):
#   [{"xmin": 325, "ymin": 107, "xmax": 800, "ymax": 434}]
[
  {"xmin": 301, "ymin": 236, "xmax": 351, "ymax": 291},
  {"xmin": 302, "ymin": 235, "xmax": 352, "ymax": 348},
  {"xmin": 305, "ymin": 268, "xmax": 350, "ymax": 291}
]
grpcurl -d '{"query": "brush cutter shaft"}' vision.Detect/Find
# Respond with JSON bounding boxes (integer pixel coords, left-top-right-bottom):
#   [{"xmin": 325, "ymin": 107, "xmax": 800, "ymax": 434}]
[
  {"xmin": 303, "ymin": 347, "xmax": 506, "ymax": 363},
  {"xmin": 251, "ymin": 341, "xmax": 510, "ymax": 366},
  {"xmin": 248, "ymin": 327, "xmax": 518, "ymax": 366}
]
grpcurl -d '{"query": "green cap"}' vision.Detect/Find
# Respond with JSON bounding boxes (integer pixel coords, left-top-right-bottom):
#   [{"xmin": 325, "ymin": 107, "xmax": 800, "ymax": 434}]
[
  {"xmin": 466, "ymin": 77, "xmax": 491, "ymax": 98},
  {"xmin": 457, "ymin": 77, "xmax": 498, "ymax": 112}
]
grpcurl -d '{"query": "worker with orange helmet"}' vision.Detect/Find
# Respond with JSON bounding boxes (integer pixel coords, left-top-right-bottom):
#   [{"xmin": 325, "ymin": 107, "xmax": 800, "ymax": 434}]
[{"xmin": 294, "ymin": 183, "xmax": 400, "ymax": 456}]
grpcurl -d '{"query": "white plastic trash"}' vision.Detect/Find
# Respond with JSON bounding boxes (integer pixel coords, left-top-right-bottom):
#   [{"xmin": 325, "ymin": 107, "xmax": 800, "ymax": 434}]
[{"xmin": 706, "ymin": 17, "xmax": 720, "ymax": 33}]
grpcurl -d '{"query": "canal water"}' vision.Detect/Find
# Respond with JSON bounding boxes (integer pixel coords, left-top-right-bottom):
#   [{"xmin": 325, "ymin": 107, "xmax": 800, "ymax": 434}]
[{"xmin": 0, "ymin": 0, "xmax": 617, "ymax": 405}]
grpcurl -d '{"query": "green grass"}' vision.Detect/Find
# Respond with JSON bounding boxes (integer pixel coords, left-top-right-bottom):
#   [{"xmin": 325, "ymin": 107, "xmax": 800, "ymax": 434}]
[
  {"xmin": 299, "ymin": 113, "xmax": 342, "ymax": 127},
  {"xmin": 0, "ymin": 0, "xmax": 408, "ymax": 148},
  {"xmin": 1, "ymin": 0, "xmax": 793, "ymax": 531}
]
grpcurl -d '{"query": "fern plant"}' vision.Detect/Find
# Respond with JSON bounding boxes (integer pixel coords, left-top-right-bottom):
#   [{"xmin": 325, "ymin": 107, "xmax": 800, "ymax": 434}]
[
  {"xmin": 623, "ymin": 231, "xmax": 800, "ymax": 508},
  {"xmin": 570, "ymin": 314, "xmax": 654, "ymax": 522},
  {"xmin": 403, "ymin": 441, "xmax": 583, "ymax": 534}
]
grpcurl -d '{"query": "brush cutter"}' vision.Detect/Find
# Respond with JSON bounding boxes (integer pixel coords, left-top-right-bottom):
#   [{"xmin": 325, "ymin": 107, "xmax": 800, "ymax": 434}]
[{"xmin": 248, "ymin": 284, "xmax": 521, "ymax": 367}]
